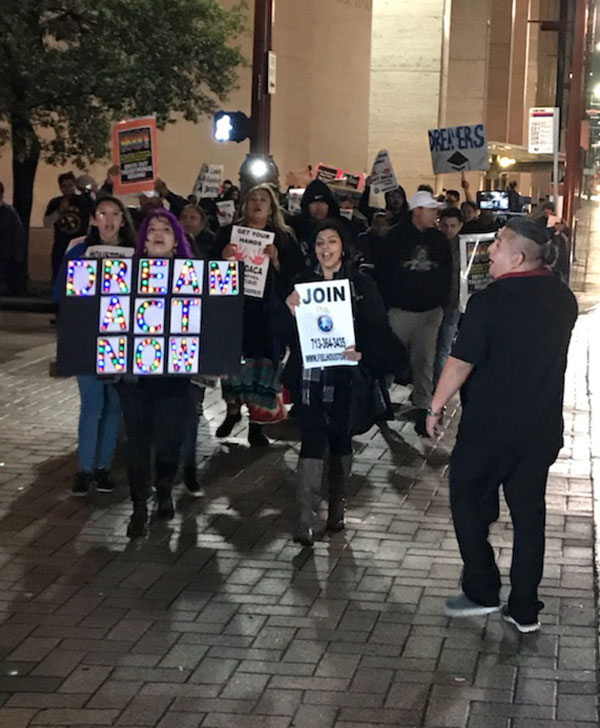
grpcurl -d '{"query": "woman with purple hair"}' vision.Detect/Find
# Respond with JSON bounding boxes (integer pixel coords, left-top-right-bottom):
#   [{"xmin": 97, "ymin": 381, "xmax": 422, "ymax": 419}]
[{"xmin": 117, "ymin": 209, "xmax": 199, "ymax": 538}]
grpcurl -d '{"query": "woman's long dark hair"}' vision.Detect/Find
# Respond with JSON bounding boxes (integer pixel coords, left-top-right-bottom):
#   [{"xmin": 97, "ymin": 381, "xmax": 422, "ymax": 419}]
[
  {"xmin": 85, "ymin": 194, "xmax": 137, "ymax": 248},
  {"xmin": 308, "ymin": 217, "xmax": 358, "ymax": 271}
]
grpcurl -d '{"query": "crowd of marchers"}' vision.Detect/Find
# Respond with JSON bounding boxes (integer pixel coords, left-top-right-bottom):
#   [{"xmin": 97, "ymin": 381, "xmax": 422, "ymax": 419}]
[{"xmin": 0, "ymin": 165, "xmax": 577, "ymax": 634}]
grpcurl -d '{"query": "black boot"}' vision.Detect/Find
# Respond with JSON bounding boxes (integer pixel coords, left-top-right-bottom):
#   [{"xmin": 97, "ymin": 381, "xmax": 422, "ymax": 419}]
[
  {"xmin": 414, "ymin": 409, "xmax": 428, "ymax": 437},
  {"xmin": 248, "ymin": 423, "xmax": 269, "ymax": 448},
  {"xmin": 293, "ymin": 458, "xmax": 324, "ymax": 547},
  {"xmin": 216, "ymin": 411, "xmax": 242, "ymax": 437},
  {"xmin": 127, "ymin": 502, "xmax": 148, "ymax": 538},
  {"xmin": 327, "ymin": 454, "xmax": 352, "ymax": 532}
]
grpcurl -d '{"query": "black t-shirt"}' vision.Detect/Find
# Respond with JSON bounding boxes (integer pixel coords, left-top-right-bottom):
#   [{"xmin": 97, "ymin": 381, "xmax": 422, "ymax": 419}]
[
  {"xmin": 45, "ymin": 194, "xmax": 93, "ymax": 252},
  {"xmin": 451, "ymin": 272, "xmax": 577, "ymax": 455}
]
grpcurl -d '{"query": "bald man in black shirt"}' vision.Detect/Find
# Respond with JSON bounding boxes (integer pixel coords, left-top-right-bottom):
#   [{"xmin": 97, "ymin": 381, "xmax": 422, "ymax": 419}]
[{"xmin": 427, "ymin": 217, "xmax": 577, "ymax": 633}]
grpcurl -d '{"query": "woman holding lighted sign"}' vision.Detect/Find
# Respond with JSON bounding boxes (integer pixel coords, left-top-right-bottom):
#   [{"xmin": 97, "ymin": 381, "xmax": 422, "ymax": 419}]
[
  {"xmin": 214, "ymin": 183, "xmax": 305, "ymax": 447},
  {"xmin": 54, "ymin": 195, "xmax": 136, "ymax": 498},
  {"xmin": 116, "ymin": 209, "xmax": 198, "ymax": 538},
  {"xmin": 285, "ymin": 219, "xmax": 404, "ymax": 547}
]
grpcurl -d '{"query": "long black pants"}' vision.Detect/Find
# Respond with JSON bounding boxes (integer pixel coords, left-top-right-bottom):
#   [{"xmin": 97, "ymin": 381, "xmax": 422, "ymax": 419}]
[
  {"xmin": 117, "ymin": 379, "xmax": 190, "ymax": 504},
  {"xmin": 449, "ymin": 446, "xmax": 558, "ymax": 625}
]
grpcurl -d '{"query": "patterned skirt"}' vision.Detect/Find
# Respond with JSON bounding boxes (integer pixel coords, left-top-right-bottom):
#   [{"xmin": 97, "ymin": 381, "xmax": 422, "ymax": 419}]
[{"xmin": 222, "ymin": 357, "xmax": 287, "ymax": 423}]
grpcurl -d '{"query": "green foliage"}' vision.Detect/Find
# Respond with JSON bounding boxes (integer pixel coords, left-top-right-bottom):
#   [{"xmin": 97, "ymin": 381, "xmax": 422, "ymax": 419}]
[{"xmin": 0, "ymin": 0, "xmax": 248, "ymax": 166}]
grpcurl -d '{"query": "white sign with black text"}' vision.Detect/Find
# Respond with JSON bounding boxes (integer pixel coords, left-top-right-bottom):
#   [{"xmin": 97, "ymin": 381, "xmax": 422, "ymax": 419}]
[{"xmin": 294, "ymin": 279, "xmax": 357, "ymax": 369}]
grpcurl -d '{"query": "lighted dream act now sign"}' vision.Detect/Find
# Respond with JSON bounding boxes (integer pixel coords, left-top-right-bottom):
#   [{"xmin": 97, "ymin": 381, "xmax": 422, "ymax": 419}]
[{"xmin": 56, "ymin": 258, "xmax": 244, "ymax": 378}]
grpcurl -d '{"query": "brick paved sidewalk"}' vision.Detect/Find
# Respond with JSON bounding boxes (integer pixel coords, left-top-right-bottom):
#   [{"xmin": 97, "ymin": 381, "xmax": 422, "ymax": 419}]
[{"xmin": 0, "ymin": 214, "xmax": 598, "ymax": 727}]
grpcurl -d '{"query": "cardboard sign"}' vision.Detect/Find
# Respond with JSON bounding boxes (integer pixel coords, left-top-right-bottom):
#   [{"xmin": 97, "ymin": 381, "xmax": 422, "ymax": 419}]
[
  {"xmin": 370, "ymin": 149, "xmax": 398, "ymax": 195},
  {"xmin": 216, "ymin": 200, "xmax": 236, "ymax": 227},
  {"xmin": 112, "ymin": 117, "xmax": 158, "ymax": 194},
  {"xmin": 56, "ymin": 258, "xmax": 244, "ymax": 377},
  {"xmin": 194, "ymin": 164, "xmax": 224, "ymax": 199},
  {"xmin": 315, "ymin": 163, "xmax": 366, "ymax": 192},
  {"xmin": 428, "ymin": 124, "xmax": 488, "ymax": 174},
  {"xmin": 294, "ymin": 279, "xmax": 357, "ymax": 369},
  {"xmin": 459, "ymin": 233, "xmax": 495, "ymax": 311},
  {"xmin": 229, "ymin": 226, "xmax": 274, "ymax": 298}
]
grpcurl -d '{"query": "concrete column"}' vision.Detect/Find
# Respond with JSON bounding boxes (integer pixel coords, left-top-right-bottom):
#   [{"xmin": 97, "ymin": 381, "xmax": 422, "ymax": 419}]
[{"xmin": 369, "ymin": 0, "xmax": 447, "ymax": 194}]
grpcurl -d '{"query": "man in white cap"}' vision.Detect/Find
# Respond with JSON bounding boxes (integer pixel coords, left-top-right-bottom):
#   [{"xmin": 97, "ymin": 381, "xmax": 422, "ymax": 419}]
[{"xmin": 374, "ymin": 190, "xmax": 452, "ymax": 435}]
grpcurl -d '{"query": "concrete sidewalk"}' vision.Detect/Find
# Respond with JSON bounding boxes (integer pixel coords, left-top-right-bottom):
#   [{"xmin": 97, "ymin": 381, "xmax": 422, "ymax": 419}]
[{"xmin": 0, "ymin": 211, "xmax": 598, "ymax": 727}]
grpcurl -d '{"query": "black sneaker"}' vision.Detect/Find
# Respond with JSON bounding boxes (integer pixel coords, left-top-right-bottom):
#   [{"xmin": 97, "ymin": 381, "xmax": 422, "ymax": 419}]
[
  {"xmin": 184, "ymin": 467, "xmax": 202, "ymax": 497},
  {"xmin": 127, "ymin": 505, "xmax": 148, "ymax": 538},
  {"xmin": 94, "ymin": 469, "xmax": 115, "ymax": 493},
  {"xmin": 71, "ymin": 472, "xmax": 95, "ymax": 497},
  {"xmin": 501, "ymin": 605, "xmax": 541, "ymax": 633}
]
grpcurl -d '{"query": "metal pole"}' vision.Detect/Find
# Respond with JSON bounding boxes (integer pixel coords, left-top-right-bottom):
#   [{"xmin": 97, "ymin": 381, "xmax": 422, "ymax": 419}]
[
  {"xmin": 553, "ymin": 108, "xmax": 560, "ymax": 213},
  {"xmin": 250, "ymin": 0, "xmax": 273, "ymax": 155},
  {"xmin": 563, "ymin": 0, "xmax": 589, "ymax": 227}
]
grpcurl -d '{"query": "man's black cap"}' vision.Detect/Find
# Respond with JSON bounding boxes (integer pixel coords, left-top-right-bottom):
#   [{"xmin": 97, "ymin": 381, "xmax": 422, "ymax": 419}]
[{"xmin": 505, "ymin": 216, "xmax": 550, "ymax": 246}]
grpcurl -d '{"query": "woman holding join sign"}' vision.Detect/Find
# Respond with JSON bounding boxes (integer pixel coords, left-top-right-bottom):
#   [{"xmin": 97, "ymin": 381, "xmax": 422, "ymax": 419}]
[
  {"xmin": 214, "ymin": 183, "xmax": 304, "ymax": 447},
  {"xmin": 286, "ymin": 218, "xmax": 404, "ymax": 547}
]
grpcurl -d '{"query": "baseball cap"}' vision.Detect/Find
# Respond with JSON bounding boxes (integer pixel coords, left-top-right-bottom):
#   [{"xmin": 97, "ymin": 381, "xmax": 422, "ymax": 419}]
[{"xmin": 409, "ymin": 191, "xmax": 443, "ymax": 210}]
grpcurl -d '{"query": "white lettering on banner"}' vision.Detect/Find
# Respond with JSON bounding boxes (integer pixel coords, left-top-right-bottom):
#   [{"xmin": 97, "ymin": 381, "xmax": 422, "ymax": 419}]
[
  {"xmin": 428, "ymin": 124, "xmax": 489, "ymax": 174},
  {"xmin": 229, "ymin": 225, "xmax": 274, "ymax": 299},
  {"xmin": 459, "ymin": 233, "xmax": 495, "ymax": 311},
  {"xmin": 294, "ymin": 279, "xmax": 357, "ymax": 369}
]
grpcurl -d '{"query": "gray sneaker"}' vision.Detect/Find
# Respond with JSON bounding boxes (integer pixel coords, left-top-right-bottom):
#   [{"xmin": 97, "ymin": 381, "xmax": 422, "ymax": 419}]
[
  {"xmin": 501, "ymin": 606, "xmax": 541, "ymax": 633},
  {"xmin": 445, "ymin": 593, "xmax": 501, "ymax": 618}
]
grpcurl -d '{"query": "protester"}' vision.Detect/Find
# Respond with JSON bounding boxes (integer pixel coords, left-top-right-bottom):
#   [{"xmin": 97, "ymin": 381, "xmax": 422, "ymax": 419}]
[
  {"xmin": 99, "ymin": 165, "xmax": 120, "ymax": 196},
  {"xmin": 44, "ymin": 172, "xmax": 94, "ymax": 282},
  {"xmin": 285, "ymin": 218, "xmax": 404, "ymax": 546},
  {"xmin": 179, "ymin": 204, "xmax": 216, "ymax": 258},
  {"xmin": 427, "ymin": 217, "xmax": 577, "ymax": 633},
  {"xmin": 374, "ymin": 190, "xmax": 452, "ymax": 435},
  {"xmin": 357, "ymin": 210, "xmax": 392, "ymax": 265},
  {"xmin": 434, "ymin": 207, "xmax": 463, "ymax": 385},
  {"xmin": 445, "ymin": 189, "xmax": 461, "ymax": 207},
  {"xmin": 289, "ymin": 179, "xmax": 341, "ymax": 258},
  {"xmin": 116, "ymin": 210, "xmax": 197, "ymax": 537},
  {"xmin": 154, "ymin": 178, "xmax": 188, "ymax": 217},
  {"xmin": 129, "ymin": 191, "xmax": 165, "ymax": 231},
  {"xmin": 53, "ymin": 195, "xmax": 136, "ymax": 496},
  {"xmin": 338, "ymin": 194, "xmax": 368, "ymax": 234},
  {"xmin": 214, "ymin": 184, "xmax": 305, "ymax": 447},
  {"xmin": 0, "ymin": 181, "xmax": 26, "ymax": 295},
  {"xmin": 358, "ymin": 184, "xmax": 408, "ymax": 226}
]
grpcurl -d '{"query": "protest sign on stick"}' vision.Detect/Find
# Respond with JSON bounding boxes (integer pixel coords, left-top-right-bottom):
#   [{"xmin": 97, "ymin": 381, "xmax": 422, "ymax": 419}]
[
  {"xmin": 216, "ymin": 200, "xmax": 236, "ymax": 227},
  {"xmin": 370, "ymin": 149, "xmax": 398, "ymax": 195},
  {"xmin": 428, "ymin": 124, "xmax": 488, "ymax": 175}
]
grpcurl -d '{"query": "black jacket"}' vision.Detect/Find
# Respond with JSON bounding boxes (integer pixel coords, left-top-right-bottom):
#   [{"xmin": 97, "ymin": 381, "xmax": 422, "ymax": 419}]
[{"xmin": 284, "ymin": 263, "xmax": 407, "ymax": 395}]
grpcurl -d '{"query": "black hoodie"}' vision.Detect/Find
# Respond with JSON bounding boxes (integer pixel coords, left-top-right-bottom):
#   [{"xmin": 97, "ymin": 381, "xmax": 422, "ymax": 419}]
[{"xmin": 289, "ymin": 180, "xmax": 341, "ymax": 254}]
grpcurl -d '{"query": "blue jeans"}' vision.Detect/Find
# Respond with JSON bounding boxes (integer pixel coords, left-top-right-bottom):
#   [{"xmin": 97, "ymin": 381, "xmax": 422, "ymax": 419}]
[
  {"xmin": 77, "ymin": 376, "xmax": 122, "ymax": 473},
  {"xmin": 434, "ymin": 307, "xmax": 462, "ymax": 387}
]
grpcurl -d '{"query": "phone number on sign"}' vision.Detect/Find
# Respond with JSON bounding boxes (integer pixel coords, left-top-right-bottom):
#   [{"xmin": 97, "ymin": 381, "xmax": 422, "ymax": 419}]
[{"xmin": 310, "ymin": 337, "xmax": 346, "ymax": 350}]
